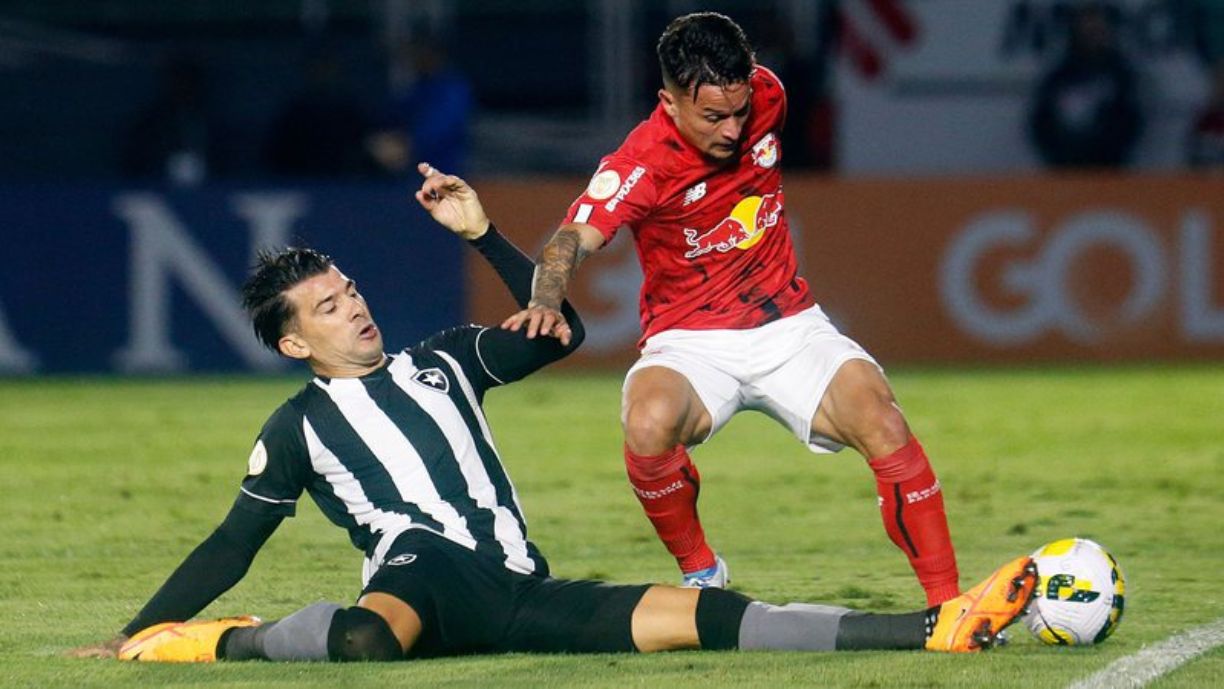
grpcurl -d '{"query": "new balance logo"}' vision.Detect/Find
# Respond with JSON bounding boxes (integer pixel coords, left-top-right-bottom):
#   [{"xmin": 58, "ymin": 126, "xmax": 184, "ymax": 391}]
[{"xmin": 683, "ymin": 182, "xmax": 707, "ymax": 206}]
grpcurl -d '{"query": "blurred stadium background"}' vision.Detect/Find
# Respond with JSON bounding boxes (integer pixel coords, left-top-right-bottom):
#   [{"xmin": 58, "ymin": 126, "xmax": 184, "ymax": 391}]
[
  {"xmin": 2, "ymin": 4, "xmax": 1223, "ymax": 685},
  {"xmin": 0, "ymin": 0, "xmax": 1221, "ymax": 373}
]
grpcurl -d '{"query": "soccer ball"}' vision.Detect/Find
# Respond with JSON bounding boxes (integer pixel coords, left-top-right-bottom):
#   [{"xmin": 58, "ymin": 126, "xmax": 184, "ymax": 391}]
[{"xmin": 1023, "ymin": 538, "xmax": 1126, "ymax": 645}]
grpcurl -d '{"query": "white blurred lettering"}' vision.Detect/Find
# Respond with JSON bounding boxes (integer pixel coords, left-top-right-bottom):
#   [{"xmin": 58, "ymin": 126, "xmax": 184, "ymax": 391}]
[
  {"xmin": 1181, "ymin": 210, "xmax": 1224, "ymax": 342},
  {"xmin": 112, "ymin": 193, "xmax": 306, "ymax": 372}
]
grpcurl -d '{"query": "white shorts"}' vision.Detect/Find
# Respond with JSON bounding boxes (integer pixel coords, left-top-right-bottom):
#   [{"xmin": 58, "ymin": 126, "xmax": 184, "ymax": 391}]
[{"xmin": 624, "ymin": 304, "xmax": 880, "ymax": 453}]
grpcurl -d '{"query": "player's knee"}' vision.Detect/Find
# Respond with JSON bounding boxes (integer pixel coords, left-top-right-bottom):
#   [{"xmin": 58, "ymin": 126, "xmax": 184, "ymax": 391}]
[
  {"xmin": 878, "ymin": 400, "xmax": 910, "ymax": 442},
  {"xmin": 836, "ymin": 390, "xmax": 909, "ymax": 458},
  {"xmin": 622, "ymin": 398, "xmax": 685, "ymax": 455},
  {"xmin": 327, "ymin": 607, "xmax": 403, "ymax": 662},
  {"xmin": 860, "ymin": 400, "xmax": 910, "ymax": 457}
]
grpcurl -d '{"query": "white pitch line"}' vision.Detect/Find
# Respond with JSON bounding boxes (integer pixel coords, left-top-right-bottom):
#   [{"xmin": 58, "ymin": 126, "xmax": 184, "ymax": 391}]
[{"xmin": 1066, "ymin": 616, "xmax": 1224, "ymax": 689}]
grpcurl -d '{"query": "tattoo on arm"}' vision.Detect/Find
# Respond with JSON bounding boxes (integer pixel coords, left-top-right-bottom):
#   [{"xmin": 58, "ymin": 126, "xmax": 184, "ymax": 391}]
[{"xmin": 531, "ymin": 228, "xmax": 590, "ymax": 310}]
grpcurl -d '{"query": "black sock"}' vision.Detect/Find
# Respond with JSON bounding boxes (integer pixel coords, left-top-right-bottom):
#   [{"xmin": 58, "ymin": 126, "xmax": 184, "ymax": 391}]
[
  {"xmin": 220, "ymin": 624, "xmax": 271, "ymax": 661},
  {"xmin": 326, "ymin": 607, "xmax": 403, "ymax": 661},
  {"xmin": 695, "ymin": 588, "xmax": 753, "ymax": 650},
  {"xmin": 834, "ymin": 610, "xmax": 929, "ymax": 650}
]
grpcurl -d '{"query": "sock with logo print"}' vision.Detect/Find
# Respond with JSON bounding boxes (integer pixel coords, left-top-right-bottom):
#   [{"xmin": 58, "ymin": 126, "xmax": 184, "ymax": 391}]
[
  {"xmin": 869, "ymin": 436, "xmax": 960, "ymax": 606},
  {"xmin": 624, "ymin": 443, "xmax": 716, "ymax": 574}
]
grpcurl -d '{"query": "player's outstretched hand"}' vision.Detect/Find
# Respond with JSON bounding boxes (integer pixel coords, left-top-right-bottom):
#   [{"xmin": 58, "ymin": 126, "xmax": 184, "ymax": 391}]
[
  {"xmin": 66, "ymin": 634, "xmax": 128, "ymax": 659},
  {"xmin": 414, "ymin": 162, "xmax": 490, "ymax": 240},
  {"xmin": 501, "ymin": 303, "xmax": 573, "ymax": 346}
]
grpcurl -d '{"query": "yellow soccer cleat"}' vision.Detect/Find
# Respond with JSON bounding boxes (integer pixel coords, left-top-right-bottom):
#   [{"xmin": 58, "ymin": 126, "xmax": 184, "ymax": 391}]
[
  {"xmin": 118, "ymin": 615, "xmax": 261, "ymax": 662},
  {"xmin": 925, "ymin": 555, "xmax": 1038, "ymax": 653}
]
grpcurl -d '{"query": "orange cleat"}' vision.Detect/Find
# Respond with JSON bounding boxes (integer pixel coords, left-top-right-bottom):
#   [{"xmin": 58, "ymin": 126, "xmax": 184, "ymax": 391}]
[
  {"xmin": 118, "ymin": 615, "xmax": 261, "ymax": 662},
  {"xmin": 925, "ymin": 555, "xmax": 1038, "ymax": 652}
]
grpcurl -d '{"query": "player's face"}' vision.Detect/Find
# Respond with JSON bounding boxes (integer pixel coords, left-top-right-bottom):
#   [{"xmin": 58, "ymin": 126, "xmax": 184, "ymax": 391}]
[
  {"xmin": 279, "ymin": 266, "xmax": 385, "ymax": 377},
  {"xmin": 661, "ymin": 80, "xmax": 752, "ymax": 162}
]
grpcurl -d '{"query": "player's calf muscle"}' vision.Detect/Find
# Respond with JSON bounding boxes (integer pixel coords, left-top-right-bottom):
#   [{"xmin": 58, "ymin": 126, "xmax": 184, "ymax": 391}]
[{"xmin": 630, "ymin": 586, "xmax": 702, "ymax": 652}]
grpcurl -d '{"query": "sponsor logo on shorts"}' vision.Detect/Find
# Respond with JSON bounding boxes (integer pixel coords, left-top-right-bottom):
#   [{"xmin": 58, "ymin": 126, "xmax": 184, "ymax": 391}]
[
  {"xmin": 386, "ymin": 553, "xmax": 418, "ymax": 566},
  {"xmin": 604, "ymin": 165, "xmax": 646, "ymax": 212},
  {"xmin": 904, "ymin": 479, "xmax": 941, "ymax": 505},
  {"xmin": 633, "ymin": 480, "xmax": 684, "ymax": 500}
]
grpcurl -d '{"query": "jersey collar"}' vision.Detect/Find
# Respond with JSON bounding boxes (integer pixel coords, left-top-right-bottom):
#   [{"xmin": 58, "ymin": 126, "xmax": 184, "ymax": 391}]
[{"xmin": 312, "ymin": 353, "xmax": 392, "ymax": 385}]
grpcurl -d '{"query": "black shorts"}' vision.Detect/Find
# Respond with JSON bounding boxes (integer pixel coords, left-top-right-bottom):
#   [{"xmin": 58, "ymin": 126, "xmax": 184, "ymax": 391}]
[{"xmin": 362, "ymin": 530, "xmax": 650, "ymax": 658}]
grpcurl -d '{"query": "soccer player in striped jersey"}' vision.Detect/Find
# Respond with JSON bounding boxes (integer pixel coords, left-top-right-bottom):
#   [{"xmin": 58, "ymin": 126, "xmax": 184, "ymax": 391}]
[{"xmin": 72, "ymin": 165, "xmax": 1036, "ymax": 663}]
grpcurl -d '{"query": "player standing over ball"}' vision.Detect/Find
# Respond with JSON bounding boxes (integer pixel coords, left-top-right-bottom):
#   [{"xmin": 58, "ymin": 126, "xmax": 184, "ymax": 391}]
[{"xmin": 503, "ymin": 12, "xmax": 960, "ymax": 604}]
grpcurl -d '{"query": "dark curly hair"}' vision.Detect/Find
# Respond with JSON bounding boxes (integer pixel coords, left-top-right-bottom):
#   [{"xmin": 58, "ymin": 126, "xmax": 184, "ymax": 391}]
[
  {"xmin": 241, "ymin": 247, "xmax": 334, "ymax": 353},
  {"xmin": 657, "ymin": 12, "xmax": 755, "ymax": 97}
]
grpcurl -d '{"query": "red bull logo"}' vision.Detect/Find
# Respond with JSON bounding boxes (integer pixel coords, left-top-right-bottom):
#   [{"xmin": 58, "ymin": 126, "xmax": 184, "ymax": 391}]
[
  {"xmin": 751, "ymin": 133, "xmax": 779, "ymax": 168},
  {"xmin": 683, "ymin": 192, "xmax": 784, "ymax": 259}
]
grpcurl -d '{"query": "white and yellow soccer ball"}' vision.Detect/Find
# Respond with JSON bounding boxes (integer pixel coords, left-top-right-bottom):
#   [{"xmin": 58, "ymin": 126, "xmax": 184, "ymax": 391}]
[{"xmin": 1024, "ymin": 538, "xmax": 1126, "ymax": 645}]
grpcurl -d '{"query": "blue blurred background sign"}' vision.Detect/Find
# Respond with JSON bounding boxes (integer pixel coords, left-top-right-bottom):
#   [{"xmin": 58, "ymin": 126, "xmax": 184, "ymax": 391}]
[
  {"xmin": 0, "ymin": 185, "xmax": 463, "ymax": 373},
  {"xmin": 0, "ymin": 0, "xmax": 1221, "ymax": 374}
]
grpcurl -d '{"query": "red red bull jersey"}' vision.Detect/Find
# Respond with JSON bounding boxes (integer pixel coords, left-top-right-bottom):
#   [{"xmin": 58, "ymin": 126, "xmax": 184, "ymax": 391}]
[{"xmin": 562, "ymin": 66, "xmax": 814, "ymax": 346}]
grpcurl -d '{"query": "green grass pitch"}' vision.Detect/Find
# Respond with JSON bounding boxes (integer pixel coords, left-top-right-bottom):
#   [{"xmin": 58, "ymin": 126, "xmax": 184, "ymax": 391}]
[{"xmin": 2, "ymin": 366, "xmax": 1223, "ymax": 688}]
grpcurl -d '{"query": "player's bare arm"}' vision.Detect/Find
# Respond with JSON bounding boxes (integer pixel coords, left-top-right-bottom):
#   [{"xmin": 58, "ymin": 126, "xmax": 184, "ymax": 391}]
[
  {"xmin": 531, "ymin": 224, "xmax": 593, "ymax": 310},
  {"xmin": 501, "ymin": 222, "xmax": 604, "ymax": 345}
]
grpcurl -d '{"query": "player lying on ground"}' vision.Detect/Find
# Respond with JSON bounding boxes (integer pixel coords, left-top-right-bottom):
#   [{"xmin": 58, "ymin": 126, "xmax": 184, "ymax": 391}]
[
  {"xmin": 72, "ymin": 166, "xmax": 1036, "ymax": 663},
  {"xmin": 502, "ymin": 12, "xmax": 961, "ymax": 600}
]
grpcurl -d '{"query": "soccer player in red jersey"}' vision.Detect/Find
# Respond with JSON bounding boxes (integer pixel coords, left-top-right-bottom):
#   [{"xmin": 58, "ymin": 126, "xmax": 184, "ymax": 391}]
[{"xmin": 503, "ymin": 13, "xmax": 960, "ymax": 605}]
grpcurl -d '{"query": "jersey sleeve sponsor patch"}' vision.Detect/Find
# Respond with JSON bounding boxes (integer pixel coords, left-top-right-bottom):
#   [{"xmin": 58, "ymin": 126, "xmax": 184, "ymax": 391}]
[
  {"xmin": 247, "ymin": 439, "xmax": 268, "ymax": 476},
  {"xmin": 604, "ymin": 165, "xmax": 646, "ymax": 212},
  {"xmin": 238, "ymin": 404, "xmax": 310, "ymax": 517},
  {"xmin": 564, "ymin": 159, "xmax": 657, "ymax": 241},
  {"xmin": 586, "ymin": 169, "xmax": 621, "ymax": 200}
]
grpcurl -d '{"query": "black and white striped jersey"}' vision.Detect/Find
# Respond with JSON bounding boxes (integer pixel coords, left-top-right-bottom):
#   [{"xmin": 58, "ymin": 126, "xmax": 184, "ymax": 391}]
[
  {"xmin": 237, "ymin": 325, "xmax": 548, "ymax": 576},
  {"xmin": 121, "ymin": 227, "xmax": 584, "ymax": 636}
]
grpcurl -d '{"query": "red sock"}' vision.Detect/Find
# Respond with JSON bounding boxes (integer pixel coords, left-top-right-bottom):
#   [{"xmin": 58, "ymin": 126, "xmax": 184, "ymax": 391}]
[
  {"xmin": 624, "ymin": 444, "xmax": 715, "ymax": 573},
  {"xmin": 869, "ymin": 436, "xmax": 960, "ymax": 606}
]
